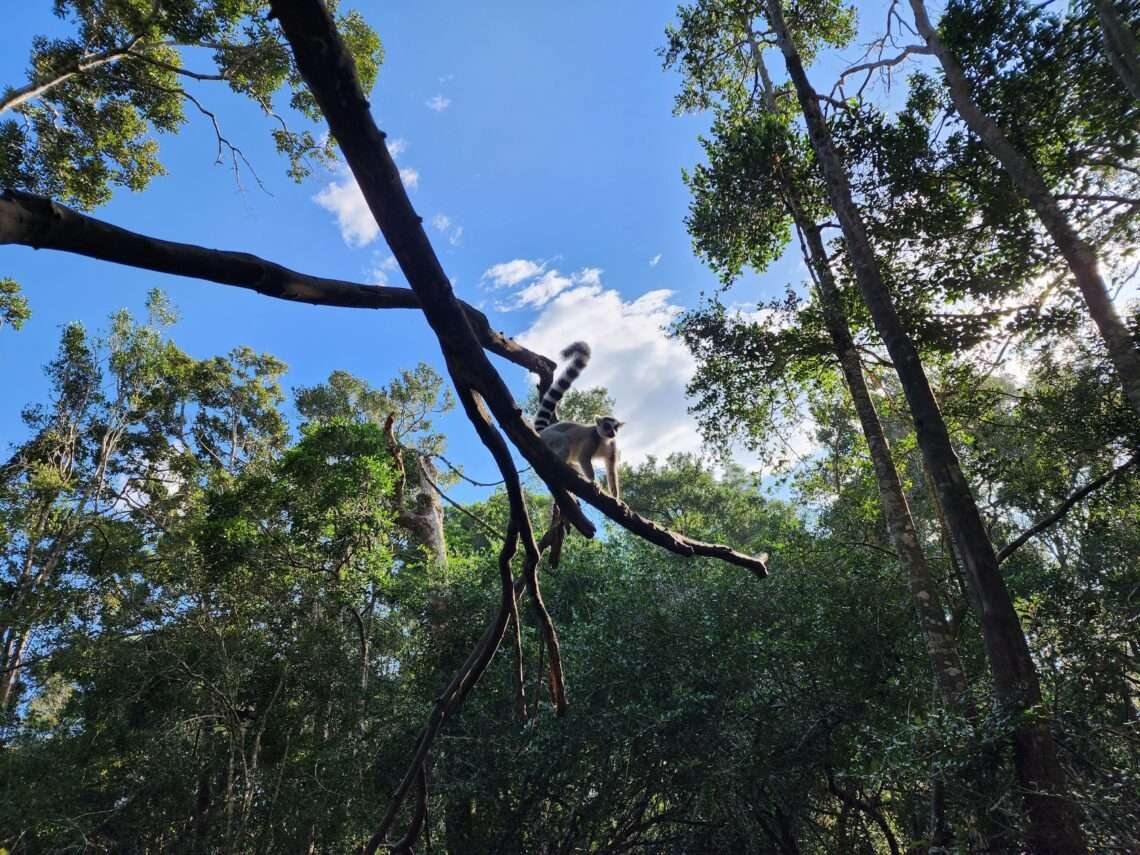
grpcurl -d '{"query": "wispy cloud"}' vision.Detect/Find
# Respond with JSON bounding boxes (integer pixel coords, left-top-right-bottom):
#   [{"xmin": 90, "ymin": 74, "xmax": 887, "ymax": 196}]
[
  {"xmin": 514, "ymin": 270, "xmax": 574, "ymax": 308},
  {"xmin": 483, "ymin": 260, "xmax": 602, "ymax": 311},
  {"xmin": 387, "ymin": 137, "xmax": 408, "ymax": 157},
  {"xmin": 649, "ymin": 253, "xmax": 662, "ymax": 267},
  {"xmin": 313, "ymin": 153, "xmax": 420, "ymax": 247},
  {"xmin": 482, "ymin": 259, "xmax": 548, "ymax": 288},
  {"xmin": 399, "ymin": 167, "xmax": 420, "ymax": 189},
  {"xmin": 431, "ymin": 213, "xmax": 463, "ymax": 246},
  {"xmin": 367, "ymin": 254, "xmax": 401, "ymax": 285},
  {"xmin": 313, "ymin": 166, "xmax": 379, "ymax": 248},
  {"xmin": 426, "ymin": 94, "xmax": 451, "ymax": 112}
]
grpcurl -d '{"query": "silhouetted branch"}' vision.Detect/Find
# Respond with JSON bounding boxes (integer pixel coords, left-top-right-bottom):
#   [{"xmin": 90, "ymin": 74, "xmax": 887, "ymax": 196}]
[
  {"xmin": 0, "ymin": 189, "xmax": 556, "ymax": 389},
  {"xmin": 997, "ymin": 453, "xmax": 1138, "ymax": 564},
  {"xmin": 257, "ymin": 15, "xmax": 769, "ymax": 848}
]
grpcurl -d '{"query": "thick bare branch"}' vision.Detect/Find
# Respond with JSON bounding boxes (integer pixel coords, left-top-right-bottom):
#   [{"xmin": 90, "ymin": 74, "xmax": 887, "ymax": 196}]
[
  {"xmin": 0, "ymin": 189, "xmax": 555, "ymax": 386},
  {"xmin": 264, "ymin": 0, "xmax": 769, "ymax": 575}
]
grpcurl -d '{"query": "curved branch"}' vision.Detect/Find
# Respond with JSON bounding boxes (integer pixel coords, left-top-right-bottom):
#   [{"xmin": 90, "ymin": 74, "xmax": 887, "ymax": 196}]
[
  {"xmin": 997, "ymin": 453, "xmax": 1138, "ymax": 564},
  {"xmin": 829, "ymin": 44, "xmax": 930, "ymax": 100},
  {"xmin": 0, "ymin": 189, "xmax": 555, "ymax": 387}
]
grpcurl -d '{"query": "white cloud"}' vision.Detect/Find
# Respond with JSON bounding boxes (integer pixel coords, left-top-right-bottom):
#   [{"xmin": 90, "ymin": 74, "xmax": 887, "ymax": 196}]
[
  {"xmin": 489, "ymin": 262, "xmax": 814, "ymax": 469},
  {"xmin": 399, "ymin": 167, "xmax": 420, "ymax": 189},
  {"xmin": 314, "ymin": 159, "xmax": 419, "ymax": 248},
  {"xmin": 431, "ymin": 213, "xmax": 463, "ymax": 247},
  {"xmin": 649, "ymin": 253, "xmax": 662, "ymax": 267},
  {"xmin": 313, "ymin": 166, "xmax": 379, "ymax": 248},
  {"xmin": 426, "ymin": 94, "xmax": 451, "ymax": 112},
  {"xmin": 482, "ymin": 261, "xmax": 602, "ymax": 311},
  {"xmin": 482, "ymin": 259, "xmax": 547, "ymax": 288},
  {"xmin": 387, "ymin": 137, "xmax": 408, "ymax": 157},
  {"xmin": 514, "ymin": 270, "xmax": 574, "ymax": 308},
  {"xmin": 367, "ymin": 253, "xmax": 401, "ymax": 285},
  {"xmin": 515, "ymin": 274, "xmax": 703, "ymax": 463}
]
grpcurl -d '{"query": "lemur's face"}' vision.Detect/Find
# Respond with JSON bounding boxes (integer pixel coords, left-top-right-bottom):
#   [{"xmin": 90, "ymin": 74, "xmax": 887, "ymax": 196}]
[{"xmin": 596, "ymin": 416, "xmax": 624, "ymax": 439}]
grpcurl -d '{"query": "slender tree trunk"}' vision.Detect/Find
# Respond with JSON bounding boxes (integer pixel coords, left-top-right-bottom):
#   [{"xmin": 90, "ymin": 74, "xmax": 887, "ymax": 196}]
[
  {"xmin": 747, "ymin": 22, "xmax": 970, "ymax": 716},
  {"xmin": 762, "ymin": 2, "xmax": 1086, "ymax": 851},
  {"xmin": 0, "ymin": 630, "xmax": 29, "ymax": 710},
  {"xmin": 803, "ymin": 222, "xmax": 970, "ymax": 710},
  {"xmin": 1095, "ymin": 0, "xmax": 1140, "ymax": 99},
  {"xmin": 909, "ymin": 0, "xmax": 1140, "ymax": 420}
]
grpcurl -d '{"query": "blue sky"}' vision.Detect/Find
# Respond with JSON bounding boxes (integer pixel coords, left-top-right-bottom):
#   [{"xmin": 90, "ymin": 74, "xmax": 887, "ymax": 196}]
[{"xmin": 1, "ymin": 1, "xmax": 910, "ymax": 489}]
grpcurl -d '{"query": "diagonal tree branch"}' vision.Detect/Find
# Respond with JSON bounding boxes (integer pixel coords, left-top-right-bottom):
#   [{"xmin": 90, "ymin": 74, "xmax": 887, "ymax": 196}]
[
  {"xmin": 0, "ymin": 39, "xmax": 144, "ymax": 114},
  {"xmin": 264, "ymin": 0, "xmax": 770, "ymax": 574},
  {"xmin": 0, "ymin": 185, "xmax": 768, "ymax": 571},
  {"xmin": 0, "ymin": 188, "xmax": 556, "ymax": 388},
  {"xmin": 997, "ymin": 453, "xmax": 1139, "ymax": 565},
  {"xmin": 260, "ymin": 2, "xmax": 768, "ymax": 851}
]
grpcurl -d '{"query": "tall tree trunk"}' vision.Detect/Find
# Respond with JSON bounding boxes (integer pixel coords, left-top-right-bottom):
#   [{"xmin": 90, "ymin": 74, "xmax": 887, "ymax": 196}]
[
  {"xmin": 762, "ymin": 1, "xmax": 1086, "ymax": 851},
  {"xmin": 406, "ymin": 455, "xmax": 447, "ymax": 567},
  {"xmin": 803, "ymin": 223, "xmax": 970, "ymax": 711},
  {"xmin": 382, "ymin": 416, "xmax": 447, "ymax": 567},
  {"xmin": 909, "ymin": 0, "xmax": 1140, "ymax": 420},
  {"xmin": 1095, "ymin": 0, "xmax": 1140, "ymax": 99},
  {"xmin": 0, "ymin": 629, "xmax": 29, "ymax": 710},
  {"xmin": 749, "ymin": 13, "xmax": 969, "ymax": 716}
]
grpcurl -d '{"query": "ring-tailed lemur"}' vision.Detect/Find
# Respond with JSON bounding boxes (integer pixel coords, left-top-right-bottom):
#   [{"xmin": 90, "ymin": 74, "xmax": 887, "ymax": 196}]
[
  {"xmin": 534, "ymin": 341, "xmax": 591, "ymax": 431},
  {"xmin": 534, "ymin": 341, "xmax": 624, "ymax": 500}
]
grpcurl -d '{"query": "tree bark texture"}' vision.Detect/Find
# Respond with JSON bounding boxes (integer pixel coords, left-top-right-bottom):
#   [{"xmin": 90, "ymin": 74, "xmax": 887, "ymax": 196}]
[
  {"xmin": 747, "ymin": 25, "xmax": 969, "ymax": 715},
  {"xmin": 909, "ymin": 0, "xmax": 1140, "ymax": 421},
  {"xmin": 1096, "ymin": 0, "xmax": 1140, "ymax": 100},
  {"xmin": 763, "ymin": 1, "xmax": 1086, "ymax": 850}
]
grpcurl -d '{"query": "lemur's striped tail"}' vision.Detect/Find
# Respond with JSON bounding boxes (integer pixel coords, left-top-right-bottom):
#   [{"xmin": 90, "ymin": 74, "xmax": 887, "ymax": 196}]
[{"xmin": 534, "ymin": 341, "xmax": 591, "ymax": 431}]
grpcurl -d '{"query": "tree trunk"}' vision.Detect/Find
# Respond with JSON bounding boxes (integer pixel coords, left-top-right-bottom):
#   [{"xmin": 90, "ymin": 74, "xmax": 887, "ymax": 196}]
[
  {"xmin": 745, "ymin": 41, "xmax": 970, "ymax": 714},
  {"xmin": 804, "ymin": 223, "xmax": 970, "ymax": 711},
  {"xmin": 763, "ymin": 1, "xmax": 1086, "ymax": 850},
  {"xmin": 405, "ymin": 455, "xmax": 447, "ymax": 567},
  {"xmin": 1096, "ymin": 0, "xmax": 1140, "ymax": 99},
  {"xmin": 909, "ymin": 0, "xmax": 1140, "ymax": 420},
  {"xmin": 0, "ymin": 629, "xmax": 29, "ymax": 710}
]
